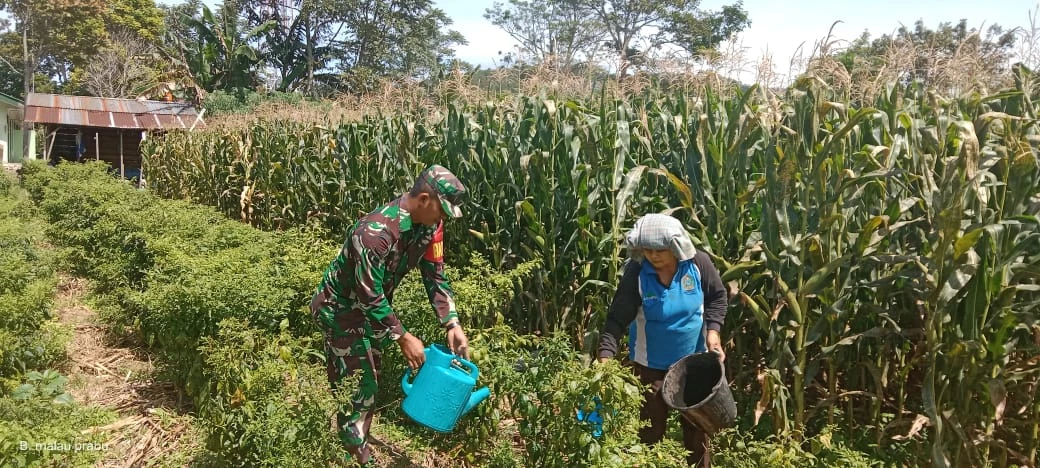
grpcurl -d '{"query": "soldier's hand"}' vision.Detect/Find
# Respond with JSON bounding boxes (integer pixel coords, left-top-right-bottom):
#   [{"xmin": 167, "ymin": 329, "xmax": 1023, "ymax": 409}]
[
  {"xmin": 447, "ymin": 326, "xmax": 469, "ymax": 360},
  {"xmin": 398, "ymin": 332, "xmax": 426, "ymax": 370}
]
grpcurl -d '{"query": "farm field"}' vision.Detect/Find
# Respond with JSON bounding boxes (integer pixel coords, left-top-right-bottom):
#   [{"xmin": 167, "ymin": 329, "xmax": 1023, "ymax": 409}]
[{"xmin": 2, "ymin": 69, "xmax": 1040, "ymax": 467}]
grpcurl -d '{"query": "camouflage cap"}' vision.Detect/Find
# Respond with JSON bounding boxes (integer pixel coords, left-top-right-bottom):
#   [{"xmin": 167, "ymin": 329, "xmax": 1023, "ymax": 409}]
[{"xmin": 420, "ymin": 164, "xmax": 467, "ymax": 218}]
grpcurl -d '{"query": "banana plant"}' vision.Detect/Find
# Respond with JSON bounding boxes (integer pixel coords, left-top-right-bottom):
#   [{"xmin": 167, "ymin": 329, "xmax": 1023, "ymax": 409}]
[{"xmin": 162, "ymin": 5, "xmax": 276, "ymax": 94}]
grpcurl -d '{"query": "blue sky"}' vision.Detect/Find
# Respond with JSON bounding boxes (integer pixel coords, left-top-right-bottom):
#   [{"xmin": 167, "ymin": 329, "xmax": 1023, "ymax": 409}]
[{"xmin": 440, "ymin": 0, "xmax": 1040, "ymax": 79}]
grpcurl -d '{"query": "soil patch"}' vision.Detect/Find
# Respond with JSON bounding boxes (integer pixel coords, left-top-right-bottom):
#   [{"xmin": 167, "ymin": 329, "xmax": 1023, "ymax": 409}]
[{"xmin": 55, "ymin": 275, "xmax": 197, "ymax": 467}]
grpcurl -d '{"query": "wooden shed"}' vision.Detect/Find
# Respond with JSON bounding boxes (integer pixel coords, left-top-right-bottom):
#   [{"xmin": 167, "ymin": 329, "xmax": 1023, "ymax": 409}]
[{"xmin": 23, "ymin": 93, "xmax": 206, "ymax": 180}]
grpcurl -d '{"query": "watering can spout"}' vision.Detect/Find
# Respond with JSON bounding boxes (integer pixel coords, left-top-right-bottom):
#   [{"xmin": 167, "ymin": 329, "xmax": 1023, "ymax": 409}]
[{"xmin": 463, "ymin": 386, "xmax": 490, "ymax": 415}]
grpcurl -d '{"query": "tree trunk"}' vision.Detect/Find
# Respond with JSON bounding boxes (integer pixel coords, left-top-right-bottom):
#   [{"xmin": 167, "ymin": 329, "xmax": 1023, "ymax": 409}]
[
  {"xmin": 306, "ymin": 14, "xmax": 314, "ymax": 94},
  {"xmin": 22, "ymin": 10, "xmax": 32, "ymax": 160}
]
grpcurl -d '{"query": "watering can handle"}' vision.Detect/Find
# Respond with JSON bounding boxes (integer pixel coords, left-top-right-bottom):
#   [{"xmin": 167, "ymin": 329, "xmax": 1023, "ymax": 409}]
[
  {"xmin": 455, "ymin": 356, "xmax": 479, "ymax": 381},
  {"xmin": 401, "ymin": 371, "xmax": 413, "ymax": 396}
]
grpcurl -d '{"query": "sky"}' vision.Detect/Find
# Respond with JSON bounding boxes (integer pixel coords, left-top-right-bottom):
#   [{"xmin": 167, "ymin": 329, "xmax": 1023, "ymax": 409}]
[{"xmin": 438, "ymin": 0, "xmax": 1040, "ymax": 82}]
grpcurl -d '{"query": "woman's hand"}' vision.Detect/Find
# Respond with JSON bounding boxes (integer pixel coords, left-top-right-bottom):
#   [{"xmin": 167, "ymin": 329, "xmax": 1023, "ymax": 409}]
[{"xmin": 707, "ymin": 329, "xmax": 725, "ymax": 362}]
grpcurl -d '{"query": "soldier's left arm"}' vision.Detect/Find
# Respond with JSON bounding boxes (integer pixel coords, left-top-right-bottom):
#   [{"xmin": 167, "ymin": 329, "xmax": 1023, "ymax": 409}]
[{"xmin": 418, "ymin": 223, "xmax": 459, "ymax": 325}]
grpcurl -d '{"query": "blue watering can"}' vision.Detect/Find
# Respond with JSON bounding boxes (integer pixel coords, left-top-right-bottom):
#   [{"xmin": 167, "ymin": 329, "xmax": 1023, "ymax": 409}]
[{"xmin": 401, "ymin": 344, "xmax": 490, "ymax": 433}]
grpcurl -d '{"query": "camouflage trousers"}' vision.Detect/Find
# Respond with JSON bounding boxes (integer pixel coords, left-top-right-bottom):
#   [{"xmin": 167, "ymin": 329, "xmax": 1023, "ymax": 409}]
[
  {"xmin": 311, "ymin": 286, "xmax": 394, "ymax": 465},
  {"xmin": 325, "ymin": 332, "xmax": 383, "ymax": 465}
]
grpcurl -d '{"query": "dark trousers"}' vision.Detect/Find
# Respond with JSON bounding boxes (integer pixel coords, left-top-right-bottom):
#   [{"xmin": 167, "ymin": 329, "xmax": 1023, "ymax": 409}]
[{"xmin": 634, "ymin": 364, "xmax": 711, "ymax": 467}]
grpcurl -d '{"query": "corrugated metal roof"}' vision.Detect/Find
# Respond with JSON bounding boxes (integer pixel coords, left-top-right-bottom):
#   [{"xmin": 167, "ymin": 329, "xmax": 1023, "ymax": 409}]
[{"xmin": 24, "ymin": 93, "xmax": 205, "ymax": 130}]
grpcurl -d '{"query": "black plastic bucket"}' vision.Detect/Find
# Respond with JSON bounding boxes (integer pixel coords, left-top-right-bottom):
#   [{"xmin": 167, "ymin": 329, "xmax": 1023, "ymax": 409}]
[{"xmin": 661, "ymin": 352, "xmax": 737, "ymax": 434}]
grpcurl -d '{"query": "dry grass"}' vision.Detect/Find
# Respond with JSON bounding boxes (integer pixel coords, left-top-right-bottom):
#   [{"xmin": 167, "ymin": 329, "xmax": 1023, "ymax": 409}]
[
  {"xmin": 55, "ymin": 275, "xmax": 199, "ymax": 467},
  {"xmin": 793, "ymin": 21, "xmax": 1019, "ymax": 103},
  {"xmin": 204, "ymin": 99, "xmax": 366, "ymax": 130},
  {"xmin": 192, "ymin": 20, "xmax": 1032, "ymax": 132}
]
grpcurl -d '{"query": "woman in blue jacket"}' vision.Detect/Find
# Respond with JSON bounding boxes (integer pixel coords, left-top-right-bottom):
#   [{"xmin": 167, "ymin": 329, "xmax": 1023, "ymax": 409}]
[{"xmin": 598, "ymin": 213, "xmax": 729, "ymax": 467}]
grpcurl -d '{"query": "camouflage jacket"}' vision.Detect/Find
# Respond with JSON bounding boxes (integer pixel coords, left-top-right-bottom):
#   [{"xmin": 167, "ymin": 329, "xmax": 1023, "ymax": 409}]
[{"xmin": 312, "ymin": 198, "xmax": 458, "ymax": 340}]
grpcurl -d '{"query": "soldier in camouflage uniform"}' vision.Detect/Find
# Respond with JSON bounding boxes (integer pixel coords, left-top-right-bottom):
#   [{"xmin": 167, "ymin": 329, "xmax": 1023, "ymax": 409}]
[{"xmin": 310, "ymin": 164, "xmax": 471, "ymax": 466}]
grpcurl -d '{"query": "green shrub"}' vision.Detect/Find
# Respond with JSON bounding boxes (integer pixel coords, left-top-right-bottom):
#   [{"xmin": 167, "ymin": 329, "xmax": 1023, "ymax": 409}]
[
  {"xmin": 21, "ymin": 163, "xmax": 350, "ymax": 465},
  {"xmin": 205, "ymin": 90, "xmax": 307, "ymax": 115},
  {"xmin": 0, "ymin": 171, "xmax": 11, "ymax": 193},
  {"xmin": 711, "ymin": 426, "xmax": 882, "ymax": 467},
  {"xmin": 0, "ymin": 370, "xmax": 116, "ymax": 468},
  {"xmin": 125, "ymin": 243, "xmax": 306, "ymax": 395},
  {"xmin": 0, "ymin": 183, "xmax": 65, "ymax": 382},
  {"xmin": 376, "ymin": 255, "xmax": 686, "ymax": 466},
  {"xmin": 195, "ymin": 320, "xmax": 352, "ymax": 467}
]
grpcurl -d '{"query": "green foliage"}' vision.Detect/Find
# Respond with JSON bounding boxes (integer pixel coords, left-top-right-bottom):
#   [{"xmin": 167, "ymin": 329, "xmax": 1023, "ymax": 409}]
[
  {"xmin": 484, "ymin": 0, "xmax": 604, "ymax": 69},
  {"xmin": 835, "ymin": 19, "xmax": 1016, "ymax": 87},
  {"xmin": 195, "ymin": 320, "xmax": 351, "ymax": 467},
  {"xmin": 0, "ymin": 167, "xmax": 110, "ymax": 468},
  {"xmin": 0, "ymin": 179, "xmax": 65, "ymax": 384},
  {"xmin": 20, "ymin": 162, "xmax": 354, "ymax": 464},
  {"xmin": 0, "ymin": 370, "xmax": 116, "ymax": 468},
  {"xmin": 711, "ymin": 427, "xmax": 880, "ymax": 468},
  {"xmin": 335, "ymin": 0, "xmax": 466, "ymax": 93},
  {"xmin": 0, "ymin": 0, "xmax": 108, "ymax": 92},
  {"xmin": 570, "ymin": 0, "xmax": 749, "ymax": 74},
  {"xmin": 106, "ymin": 0, "xmax": 165, "ymax": 42},
  {"xmin": 161, "ymin": 3, "xmax": 275, "ymax": 96},
  {"xmin": 239, "ymin": 0, "xmax": 344, "ymax": 94},
  {"xmin": 204, "ymin": 89, "xmax": 308, "ymax": 115},
  {"xmin": 452, "ymin": 327, "xmax": 688, "ymax": 466},
  {"xmin": 485, "ymin": 0, "xmax": 749, "ymax": 73},
  {"xmin": 373, "ymin": 250, "xmax": 688, "ymax": 465}
]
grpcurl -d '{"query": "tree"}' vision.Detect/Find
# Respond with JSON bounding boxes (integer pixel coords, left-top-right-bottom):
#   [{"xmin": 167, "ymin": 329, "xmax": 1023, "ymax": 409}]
[
  {"xmin": 484, "ymin": 0, "xmax": 604, "ymax": 70},
  {"xmin": 0, "ymin": 0, "xmax": 106, "ymax": 157},
  {"xmin": 835, "ymin": 19, "xmax": 1017, "ymax": 94},
  {"xmin": 161, "ymin": 0, "xmax": 202, "ymax": 46},
  {"xmin": 82, "ymin": 31, "xmax": 159, "ymax": 98},
  {"xmin": 571, "ymin": 0, "xmax": 749, "ymax": 76},
  {"xmin": 106, "ymin": 0, "xmax": 165, "ymax": 42},
  {"xmin": 163, "ymin": 4, "xmax": 275, "ymax": 96},
  {"xmin": 0, "ymin": 0, "xmax": 108, "ymax": 96},
  {"xmin": 241, "ymin": 0, "xmax": 345, "ymax": 94},
  {"xmin": 0, "ymin": 30, "xmax": 55, "ymax": 98},
  {"xmin": 337, "ymin": 0, "xmax": 465, "ymax": 93}
]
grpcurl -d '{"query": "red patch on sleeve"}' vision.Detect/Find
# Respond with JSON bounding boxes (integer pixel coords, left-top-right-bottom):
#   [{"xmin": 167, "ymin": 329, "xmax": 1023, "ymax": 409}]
[{"xmin": 424, "ymin": 224, "xmax": 444, "ymax": 262}]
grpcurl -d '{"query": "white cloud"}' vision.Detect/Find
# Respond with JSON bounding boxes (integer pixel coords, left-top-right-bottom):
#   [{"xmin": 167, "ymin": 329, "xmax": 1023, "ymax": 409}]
[{"xmin": 451, "ymin": 18, "xmax": 521, "ymax": 68}]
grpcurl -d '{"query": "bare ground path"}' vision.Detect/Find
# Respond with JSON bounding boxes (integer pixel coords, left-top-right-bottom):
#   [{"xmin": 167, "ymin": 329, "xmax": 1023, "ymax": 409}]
[{"xmin": 54, "ymin": 274, "xmax": 198, "ymax": 467}]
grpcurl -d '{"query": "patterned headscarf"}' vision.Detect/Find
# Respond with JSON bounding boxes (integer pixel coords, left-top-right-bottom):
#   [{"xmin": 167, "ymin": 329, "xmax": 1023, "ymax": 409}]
[{"xmin": 625, "ymin": 213, "xmax": 697, "ymax": 262}]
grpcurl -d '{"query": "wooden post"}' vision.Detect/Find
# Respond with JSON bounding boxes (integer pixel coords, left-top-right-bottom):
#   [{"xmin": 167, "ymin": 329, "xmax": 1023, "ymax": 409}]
[
  {"xmin": 189, "ymin": 108, "xmax": 207, "ymax": 131},
  {"xmin": 45, "ymin": 128, "xmax": 56, "ymax": 161},
  {"xmin": 139, "ymin": 131, "xmax": 146, "ymax": 187},
  {"xmin": 95, "ymin": 131, "xmax": 99, "ymax": 160},
  {"xmin": 119, "ymin": 131, "xmax": 125, "ymax": 179}
]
